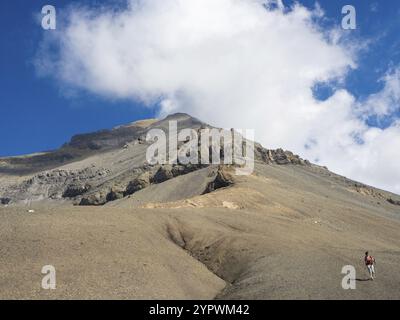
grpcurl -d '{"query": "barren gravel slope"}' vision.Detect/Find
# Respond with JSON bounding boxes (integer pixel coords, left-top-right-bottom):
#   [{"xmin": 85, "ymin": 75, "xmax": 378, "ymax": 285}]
[{"xmin": 1, "ymin": 163, "xmax": 399, "ymax": 299}]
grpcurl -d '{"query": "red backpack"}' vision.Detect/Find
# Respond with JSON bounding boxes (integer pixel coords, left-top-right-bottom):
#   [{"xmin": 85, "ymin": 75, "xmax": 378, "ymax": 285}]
[{"xmin": 366, "ymin": 256, "xmax": 374, "ymax": 265}]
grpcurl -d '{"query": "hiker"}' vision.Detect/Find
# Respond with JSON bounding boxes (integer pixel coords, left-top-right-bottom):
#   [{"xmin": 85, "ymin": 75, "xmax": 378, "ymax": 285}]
[{"xmin": 364, "ymin": 251, "xmax": 376, "ymax": 280}]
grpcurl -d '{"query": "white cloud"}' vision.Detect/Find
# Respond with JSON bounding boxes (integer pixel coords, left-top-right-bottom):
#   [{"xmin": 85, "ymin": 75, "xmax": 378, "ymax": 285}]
[
  {"xmin": 362, "ymin": 68, "xmax": 400, "ymax": 117},
  {"xmin": 36, "ymin": 0, "xmax": 400, "ymax": 194}
]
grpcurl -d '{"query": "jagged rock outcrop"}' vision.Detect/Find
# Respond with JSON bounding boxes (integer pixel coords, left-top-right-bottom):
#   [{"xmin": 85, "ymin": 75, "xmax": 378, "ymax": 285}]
[
  {"xmin": 387, "ymin": 198, "xmax": 400, "ymax": 206},
  {"xmin": 153, "ymin": 165, "xmax": 175, "ymax": 183},
  {"xmin": 259, "ymin": 148, "xmax": 309, "ymax": 165},
  {"xmin": 0, "ymin": 197, "xmax": 10, "ymax": 205},
  {"xmin": 203, "ymin": 167, "xmax": 234, "ymax": 194},
  {"xmin": 106, "ymin": 186, "xmax": 125, "ymax": 201},
  {"xmin": 79, "ymin": 191, "xmax": 108, "ymax": 206},
  {"xmin": 62, "ymin": 183, "xmax": 91, "ymax": 198},
  {"xmin": 125, "ymin": 172, "xmax": 151, "ymax": 196},
  {"xmin": 0, "ymin": 167, "xmax": 111, "ymax": 204}
]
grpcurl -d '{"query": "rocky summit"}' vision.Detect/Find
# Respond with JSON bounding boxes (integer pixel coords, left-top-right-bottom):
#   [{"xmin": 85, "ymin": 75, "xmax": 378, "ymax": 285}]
[{"xmin": 0, "ymin": 113, "xmax": 308, "ymax": 206}]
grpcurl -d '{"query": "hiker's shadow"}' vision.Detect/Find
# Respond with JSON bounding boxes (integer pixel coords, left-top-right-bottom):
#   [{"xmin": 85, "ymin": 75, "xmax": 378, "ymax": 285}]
[{"xmin": 355, "ymin": 278, "xmax": 371, "ymax": 282}]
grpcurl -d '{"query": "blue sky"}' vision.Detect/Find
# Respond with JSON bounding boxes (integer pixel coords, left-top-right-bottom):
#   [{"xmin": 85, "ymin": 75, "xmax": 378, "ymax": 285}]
[
  {"xmin": 0, "ymin": 0, "xmax": 399, "ymax": 158},
  {"xmin": 0, "ymin": 0, "xmax": 151, "ymax": 156}
]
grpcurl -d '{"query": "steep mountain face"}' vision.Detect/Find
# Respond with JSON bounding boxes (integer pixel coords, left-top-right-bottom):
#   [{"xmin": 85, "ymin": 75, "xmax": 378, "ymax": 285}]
[
  {"xmin": 1, "ymin": 113, "xmax": 400, "ymax": 300},
  {"xmin": 0, "ymin": 113, "xmax": 311, "ymax": 206}
]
